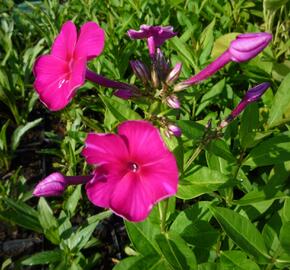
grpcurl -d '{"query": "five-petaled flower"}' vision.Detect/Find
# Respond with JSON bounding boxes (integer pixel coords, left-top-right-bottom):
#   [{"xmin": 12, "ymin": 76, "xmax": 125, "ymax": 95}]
[
  {"xmin": 82, "ymin": 120, "xmax": 179, "ymax": 222},
  {"xmin": 128, "ymin": 25, "xmax": 177, "ymax": 57},
  {"xmin": 33, "ymin": 21, "xmax": 105, "ymax": 111}
]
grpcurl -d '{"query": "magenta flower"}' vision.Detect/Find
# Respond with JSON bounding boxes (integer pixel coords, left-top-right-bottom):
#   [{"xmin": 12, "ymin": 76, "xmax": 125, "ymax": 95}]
[
  {"xmin": 175, "ymin": 32, "xmax": 272, "ymax": 91},
  {"xmin": 220, "ymin": 82, "xmax": 270, "ymax": 128},
  {"xmin": 33, "ymin": 21, "xmax": 105, "ymax": 111},
  {"xmin": 33, "ymin": 172, "xmax": 91, "ymax": 197},
  {"xmin": 82, "ymin": 120, "xmax": 178, "ymax": 222},
  {"xmin": 128, "ymin": 25, "xmax": 177, "ymax": 57}
]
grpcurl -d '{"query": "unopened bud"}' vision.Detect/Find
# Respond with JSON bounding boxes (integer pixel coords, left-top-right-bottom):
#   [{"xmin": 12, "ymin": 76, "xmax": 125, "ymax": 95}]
[
  {"xmin": 33, "ymin": 172, "xmax": 67, "ymax": 197},
  {"xmin": 151, "ymin": 67, "xmax": 160, "ymax": 88},
  {"xmin": 33, "ymin": 173, "xmax": 92, "ymax": 197},
  {"xmin": 130, "ymin": 60, "xmax": 150, "ymax": 85},
  {"xmin": 155, "ymin": 48, "xmax": 170, "ymax": 81},
  {"xmin": 166, "ymin": 63, "xmax": 182, "ymax": 85},
  {"xmin": 166, "ymin": 95, "xmax": 180, "ymax": 109},
  {"xmin": 168, "ymin": 124, "xmax": 182, "ymax": 137}
]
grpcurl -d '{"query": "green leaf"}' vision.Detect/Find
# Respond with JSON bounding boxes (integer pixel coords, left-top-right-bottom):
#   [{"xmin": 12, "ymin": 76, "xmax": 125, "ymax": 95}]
[
  {"xmin": 177, "ymin": 166, "xmax": 231, "ymax": 200},
  {"xmin": 0, "ymin": 120, "xmax": 9, "ymax": 151},
  {"xmin": 155, "ymin": 232, "xmax": 197, "ymax": 270},
  {"xmin": 0, "ymin": 198, "xmax": 41, "ymax": 233},
  {"xmin": 210, "ymin": 207, "xmax": 270, "ymax": 262},
  {"xmin": 100, "ymin": 95, "xmax": 141, "ymax": 123},
  {"xmin": 279, "ymin": 221, "xmax": 290, "ymax": 253},
  {"xmin": 199, "ymin": 18, "xmax": 216, "ymax": 64},
  {"xmin": 198, "ymin": 262, "xmax": 218, "ymax": 270},
  {"xmin": 243, "ymin": 131, "xmax": 290, "ymax": 167},
  {"xmin": 235, "ymin": 190, "xmax": 287, "ymax": 205},
  {"xmin": 38, "ymin": 198, "xmax": 60, "ymax": 245},
  {"xmin": 282, "ymin": 198, "xmax": 290, "ymax": 222},
  {"xmin": 220, "ymin": 250, "xmax": 260, "ymax": 270},
  {"xmin": 206, "ymin": 139, "xmax": 236, "ymax": 163},
  {"xmin": 21, "ymin": 250, "xmax": 63, "ymax": 265},
  {"xmin": 268, "ymin": 72, "xmax": 290, "ymax": 127},
  {"xmin": 176, "ymin": 120, "xmax": 204, "ymax": 141},
  {"xmin": 69, "ymin": 218, "xmax": 99, "ymax": 252},
  {"xmin": 264, "ymin": 0, "xmax": 289, "ymax": 10},
  {"xmin": 170, "ymin": 202, "xmax": 212, "ymax": 233},
  {"xmin": 114, "ymin": 255, "xmax": 171, "ymax": 270},
  {"xmin": 125, "ymin": 220, "xmax": 160, "ymax": 256},
  {"xmin": 211, "ymin": 33, "xmax": 239, "ymax": 59},
  {"xmin": 196, "ymin": 79, "xmax": 225, "ymax": 115},
  {"xmin": 170, "ymin": 36, "xmax": 196, "ymax": 68},
  {"xmin": 64, "ymin": 185, "xmax": 82, "ymax": 217},
  {"xmin": 239, "ymin": 103, "xmax": 259, "ymax": 149},
  {"xmin": 262, "ymin": 224, "xmax": 281, "ymax": 255},
  {"xmin": 11, "ymin": 118, "xmax": 42, "ymax": 151}
]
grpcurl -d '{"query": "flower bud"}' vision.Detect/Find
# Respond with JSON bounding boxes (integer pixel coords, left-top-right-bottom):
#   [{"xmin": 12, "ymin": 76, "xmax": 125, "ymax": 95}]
[
  {"xmin": 166, "ymin": 63, "xmax": 182, "ymax": 85},
  {"xmin": 155, "ymin": 48, "xmax": 170, "ymax": 81},
  {"xmin": 33, "ymin": 172, "xmax": 67, "ymax": 197},
  {"xmin": 175, "ymin": 32, "xmax": 272, "ymax": 90},
  {"xmin": 168, "ymin": 124, "xmax": 182, "ymax": 137},
  {"xmin": 151, "ymin": 67, "xmax": 160, "ymax": 88},
  {"xmin": 130, "ymin": 60, "xmax": 150, "ymax": 85},
  {"xmin": 166, "ymin": 95, "xmax": 180, "ymax": 109},
  {"xmin": 219, "ymin": 82, "xmax": 270, "ymax": 129},
  {"xmin": 229, "ymin": 32, "xmax": 272, "ymax": 62},
  {"xmin": 33, "ymin": 173, "xmax": 92, "ymax": 197}
]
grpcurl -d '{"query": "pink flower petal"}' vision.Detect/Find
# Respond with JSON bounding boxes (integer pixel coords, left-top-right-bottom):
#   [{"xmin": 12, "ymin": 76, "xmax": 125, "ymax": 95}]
[
  {"xmin": 75, "ymin": 22, "xmax": 105, "ymax": 60},
  {"xmin": 33, "ymin": 53, "xmax": 86, "ymax": 111},
  {"xmin": 67, "ymin": 57, "xmax": 86, "ymax": 99},
  {"xmin": 118, "ymin": 120, "xmax": 169, "ymax": 165},
  {"xmin": 33, "ymin": 55, "xmax": 73, "ymax": 110},
  {"xmin": 82, "ymin": 133, "xmax": 129, "ymax": 165},
  {"xmin": 110, "ymin": 172, "xmax": 153, "ymax": 222},
  {"xmin": 140, "ymin": 154, "xmax": 178, "ymax": 202},
  {"xmin": 86, "ymin": 167, "xmax": 114, "ymax": 208},
  {"xmin": 51, "ymin": 21, "xmax": 77, "ymax": 61}
]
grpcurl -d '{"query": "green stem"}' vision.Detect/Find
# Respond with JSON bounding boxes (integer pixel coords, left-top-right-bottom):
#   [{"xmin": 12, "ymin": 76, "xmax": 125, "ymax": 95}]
[
  {"xmin": 158, "ymin": 199, "xmax": 169, "ymax": 233},
  {"xmin": 184, "ymin": 144, "xmax": 203, "ymax": 171}
]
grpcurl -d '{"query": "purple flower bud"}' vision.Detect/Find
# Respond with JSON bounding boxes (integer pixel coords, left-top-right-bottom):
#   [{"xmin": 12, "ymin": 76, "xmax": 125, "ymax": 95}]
[
  {"xmin": 130, "ymin": 60, "xmax": 150, "ymax": 85},
  {"xmin": 220, "ymin": 82, "xmax": 270, "ymax": 128},
  {"xmin": 229, "ymin": 32, "xmax": 272, "ymax": 62},
  {"xmin": 166, "ymin": 95, "xmax": 180, "ymax": 109},
  {"xmin": 168, "ymin": 124, "xmax": 182, "ymax": 137},
  {"xmin": 33, "ymin": 172, "xmax": 92, "ymax": 197},
  {"xmin": 155, "ymin": 48, "xmax": 170, "ymax": 80},
  {"xmin": 127, "ymin": 25, "xmax": 177, "ymax": 57},
  {"xmin": 175, "ymin": 32, "xmax": 272, "ymax": 91},
  {"xmin": 33, "ymin": 173, "xmax": 67, "ymax": 197},
  {"xmin": 166, "ymin": 63, "xmax": 182, "ymax": 85}
]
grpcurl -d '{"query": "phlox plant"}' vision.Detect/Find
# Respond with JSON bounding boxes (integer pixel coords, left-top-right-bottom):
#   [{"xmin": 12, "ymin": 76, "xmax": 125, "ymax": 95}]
[{"xmin": 2, "ymin": 1, "xmax": 290, "ymax": 269}]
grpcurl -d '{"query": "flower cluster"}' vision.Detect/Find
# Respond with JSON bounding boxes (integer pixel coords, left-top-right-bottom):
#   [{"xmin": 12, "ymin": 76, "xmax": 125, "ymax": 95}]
[{"xmin": 33, "ymin": 21, "xmax": 272, "ymax": 222}]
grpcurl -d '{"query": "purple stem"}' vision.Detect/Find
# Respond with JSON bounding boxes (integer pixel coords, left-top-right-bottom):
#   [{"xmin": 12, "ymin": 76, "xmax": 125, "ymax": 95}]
[
  {"xmin": 85, "ymin": 69, "xmax": 130, "ymax": 89},
  {"xmin": 176, "ymin": 50, "xmax": 231, "ymax": 90},
  {"xmin": 65, "ymin": 175, "xmax": 93, "ymax": 185}
]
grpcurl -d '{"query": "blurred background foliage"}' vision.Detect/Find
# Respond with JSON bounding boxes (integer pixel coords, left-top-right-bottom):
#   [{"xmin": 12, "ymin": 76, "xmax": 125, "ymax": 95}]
[{"xmin": 0, "ymin": 0, "xmax": 289, "ymax": 269}]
